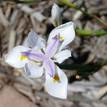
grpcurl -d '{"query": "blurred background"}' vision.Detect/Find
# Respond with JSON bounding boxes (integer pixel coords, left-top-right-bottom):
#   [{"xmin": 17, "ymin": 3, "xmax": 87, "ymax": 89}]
[{"xmin": 0, "ymin": 0, "xmax": 107, "ymax": 107}]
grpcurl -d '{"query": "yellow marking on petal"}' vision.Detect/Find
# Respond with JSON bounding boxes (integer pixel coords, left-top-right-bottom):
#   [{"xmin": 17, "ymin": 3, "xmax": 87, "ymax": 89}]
[
  {"xmin": 20, "ymin": 55, "xmax": 28, "ymax": 60},
  {"xmin": 53, "ymin": 74, "xmax": 60, "ymax": 83},
  {"xmin": 59, "ymin": 36, "xmax": 64, "ymax": 41}
]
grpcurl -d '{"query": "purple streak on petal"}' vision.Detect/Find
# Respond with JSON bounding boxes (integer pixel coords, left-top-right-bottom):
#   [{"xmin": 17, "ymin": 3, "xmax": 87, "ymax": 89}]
[
  {"xmin": 21, "ymin": 51, "xmax": 43, "ymax": 61},
  {"xmin": 46, "ymin": 35, "xmax": 62, "ymax": 58},
  {"xmin": 21, "ymin": 50, "xmax": 31, "ymax": 56},
  {"xmin": 43, "ymin": 58, "xmax": 55, "ymax": 77}
]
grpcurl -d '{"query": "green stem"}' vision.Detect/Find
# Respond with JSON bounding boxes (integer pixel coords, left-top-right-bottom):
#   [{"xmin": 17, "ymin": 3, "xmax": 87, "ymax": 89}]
[
  {"xmin": 58, "ymin": 0, "xmax": 92, "ymax": 17},
  {"xmin": 7, "ymin": 0, "xmax": 39, "ymax": 4},
  {"xmin": 57, "ymin": 0, "xmax": 107, "ymax": 25},
  {"xmin": 58, "ymin": 0, "xmax": 77, "ymax": 8},
  {"xmin": 58, "ymin": 61, "xmax": 106, "ymax": 78},
  {"xmin": 58, "ymin": 63, "xmax": 98, "ymax": 77},
  {"xmin": 76, "ymin": 28, "xmax": 107, "ymax": 37}
]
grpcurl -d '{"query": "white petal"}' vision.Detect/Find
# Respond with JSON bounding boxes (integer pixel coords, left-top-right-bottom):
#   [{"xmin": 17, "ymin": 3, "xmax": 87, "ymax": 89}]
[
  {"xmin": 5, "ymin": 46, "xmax": 30, "ymax": 68},
  {"xmin": 51, "ymin": 3, "xmax": 62, "ymax": 26},
  {"xmin": 54, "ymin": 49, "xmax": 71, "ymax": 63},
  {"xmin": 51, "ymin": 3, "xmax": 61, "ymax": 21},
  {"xmin": 48, "ymin": 22, "xmax": 75, "ymax": 50},
  {"xmin": 24, "ymin": 62, "xmax": 43, "ymax": 78},
  {"xmin": 45, "ymin": 66, "xmax": 68, "ymax": 99},
  {"xmin": 23, "ymin": 31, "xmax": 46, "ymax": 49}
]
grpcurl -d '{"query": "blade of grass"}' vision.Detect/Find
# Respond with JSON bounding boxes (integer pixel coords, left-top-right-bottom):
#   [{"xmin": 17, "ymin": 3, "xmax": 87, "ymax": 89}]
[{"xmin": 76, "ymin": 28, "xmax": 107, "ymax": 37}]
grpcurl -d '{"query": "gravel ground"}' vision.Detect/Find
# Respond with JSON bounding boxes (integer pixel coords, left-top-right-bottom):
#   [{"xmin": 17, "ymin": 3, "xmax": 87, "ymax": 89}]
[{"xmin": 0, "ymin": 0, "xmax": 107, "ymax": 107}]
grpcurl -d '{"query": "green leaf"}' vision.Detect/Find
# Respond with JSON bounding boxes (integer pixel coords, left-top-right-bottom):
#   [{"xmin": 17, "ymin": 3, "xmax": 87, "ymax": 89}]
[{"xmin": 76, "ymin": 28, "xmax": 107, "ymax": 37}]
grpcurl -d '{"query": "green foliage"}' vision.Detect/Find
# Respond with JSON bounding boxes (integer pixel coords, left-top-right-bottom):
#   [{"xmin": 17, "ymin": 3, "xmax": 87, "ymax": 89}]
[
  {"xmin": 57, "ymin": 0, "xmax": 76, "ymax": 8},
  {"xmin": 76, "ymin": 28, "xmax": 107, "ymax": 37},
  {"xmin": 58, "ymin": 62, "xmax": 103, "ymax": 78}
]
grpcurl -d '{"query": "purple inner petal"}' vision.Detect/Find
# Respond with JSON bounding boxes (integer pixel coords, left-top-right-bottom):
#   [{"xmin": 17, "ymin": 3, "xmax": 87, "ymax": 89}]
[
  {"xmin": 46, "ymin": 35, "xmax": 63, "ymax": 58},
  {"xmin": 21, "ymin": 51, "xmax": 43, "ymax": 61},
  {"xmin": 43, "ymin": 58, "xmax": 55, "ymax": 77}
]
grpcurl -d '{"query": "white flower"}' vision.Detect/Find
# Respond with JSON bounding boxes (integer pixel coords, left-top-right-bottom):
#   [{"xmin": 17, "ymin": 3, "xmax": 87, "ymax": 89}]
[
  {"xmin": 5, "ymin": 22, "xmax": 75, "ymax": 99},
  {"xmin": 51, "ymin": 3, "xmax": 62, "ymax": 26}
]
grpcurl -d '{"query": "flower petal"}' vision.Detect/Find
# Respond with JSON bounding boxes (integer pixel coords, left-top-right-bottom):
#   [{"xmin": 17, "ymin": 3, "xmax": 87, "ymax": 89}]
[
  {"xmin": 22, "ymin": 49, "xmax": 43, "ymax": 62},
  {"xmin": 24, "ymin": 62, "xmax": 43, "ymax": 78},
  {"xmin": 43, "ymin": 58, "xmax": 55, "ymax": 77},
  {"xmin": 54, "ymin": 49, "xmax": 71, "ymax": 63},
  {"xmin": 45, "ymin": 36, "xmax": 62, "ymax": 58},
  {"xmin": 48, "ymin": 22, "xmax": 75, "ymax": 51},
  {"xmin": 44, "ymin": 66, "xmax": 68, "ymax": 99},
  {"xmin": 23, "ymin": 30, "xmax": 46, "ymax": 49},
  {"xmin": 5, "ymin": 46, "xmax": 30, "ymax": 68},
  {"xmin": 51, "ymin": 3, "xmax": 62, "ymax": 26}
]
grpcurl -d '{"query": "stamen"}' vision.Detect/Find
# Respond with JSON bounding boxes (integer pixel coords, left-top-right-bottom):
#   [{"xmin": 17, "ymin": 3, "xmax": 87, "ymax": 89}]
[
  {"xmin": 59, "ymin": 36, "xmax": 64, "ymax": 41},
  {"xmin": 55, "ymin": 34, "xmax": 64, "ymax": 41},
  {"xmin": 52, "ymin": 34, "xmax": 64, "ymax": 43}
]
